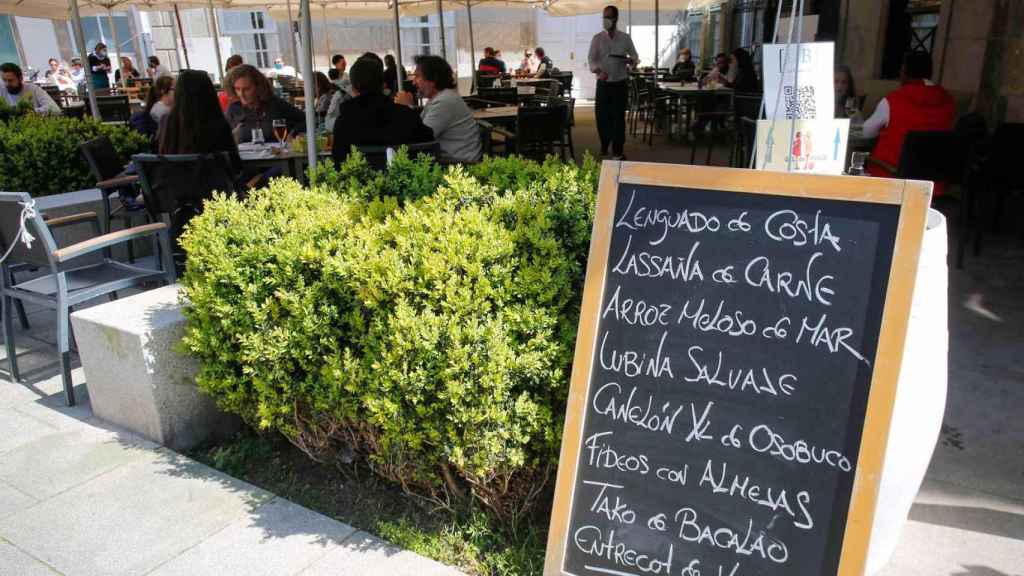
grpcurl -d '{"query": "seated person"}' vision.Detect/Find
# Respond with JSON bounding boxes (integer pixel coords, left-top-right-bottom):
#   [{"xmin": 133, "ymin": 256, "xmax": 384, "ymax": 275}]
[
  {"xmin": 671, "ymin": 48, "xmax": 696, "ymax": 82},
  {"xmin": 156, "ymin": 70, "xmax": 243, "ymax": 243},
  {"xmin": 863, "ymin": 51, "xmax": 955, "ymax": 190},
  {"xmin": 478, "ymin": 47, "xmax": 505, "ymax": 75},
  {"xmin": 225, "ymin": 64, "xmax": 305, "ymax": 143},
  {"xmin": 313, "ymin": 71, "xmax": 335, "ymax": 118},
  {"xmin": 834, "ymin": 65, "xmax": 859, "ymax": 118},
  {"xmin": 1, "ymin": 62, "xmax": 60, "ymax": 114},
  {"xmin": 130, "ymin": 74, "xmax": 174, "ymax": 144},
  {"xmin": 532, "ymin": 47, "xmax": 553, "ymax": 78},
  {"xmin": 518, "ymin": 49, "xmax": 534, "ymax": 75},
  {"xmin": 703, "ymin": 52, "xmax": 729, "ymax": 83},
  {"xmin": 722, "ymin": 48, "xmax": 758, "ymax": 92},
  {"xmin": 396, "ymin": 55, "xmax": 482, "ymax": 164},
  {"xmin": 218, "ymin": 54, "xmax": 244, "ymax": 112},
  {"xmin": 384, "ymin": 54, "xmax": 405, "ymax": 96},
  {"xmin": 331, "ymin": 57, "xmax": 433, "ymax": 164}
]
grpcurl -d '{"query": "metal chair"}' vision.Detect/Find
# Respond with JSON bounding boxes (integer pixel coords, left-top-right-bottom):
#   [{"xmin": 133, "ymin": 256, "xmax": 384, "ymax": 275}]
[
  {"xmin": 41, "ymin": 84, "xmax": 65, "ymax": 108},
  {"xmin": 0, "ymin": 191, "xmax": 176, "ymax": 406},
  {"xmin": 132, "ymin": 153, "xmax": 238, "ymax": 263},
  {"xmin": 95, "ymin": 95, "xmax": 131, "ymax": 124},
  {"xmin": 487, "ymin": 103, "xmax": 568, "ymax": 161},
  {"xmin": 477, "ymin": 87, "xmax": 518, "ymax": 106},
  {"xmin": 80, "ymin": 136, "xmax": 148, "ymax": 262}
]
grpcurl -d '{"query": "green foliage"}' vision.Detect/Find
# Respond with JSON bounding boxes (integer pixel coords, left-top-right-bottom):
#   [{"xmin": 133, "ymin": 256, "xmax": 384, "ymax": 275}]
[
  {"xmin": 0, "ymin": 114, "xmax": 149, "ymax": 196},
  {"xmin": 179, "ymin": 155, "xmax": 599, "ymax": 521},
  {"xmin": 310, "ymin": 146, "xmax": 445, "ymax": 204},
  {"xmin": 0, "ymin": 98, "xmax": 32, "ymax": 122}
]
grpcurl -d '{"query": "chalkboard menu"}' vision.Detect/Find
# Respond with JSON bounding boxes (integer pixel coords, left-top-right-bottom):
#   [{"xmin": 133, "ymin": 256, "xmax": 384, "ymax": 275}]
[{"xmin": 545, "ymin": 163, "xmax": 931, "ymax": 576}]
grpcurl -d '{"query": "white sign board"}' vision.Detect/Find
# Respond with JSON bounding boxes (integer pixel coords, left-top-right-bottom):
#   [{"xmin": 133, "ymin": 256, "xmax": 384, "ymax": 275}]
[
  {"xmin": 762, "ymin": 42, "xmax": 835, "ymax": 121},
  {"xmin": 755, "ymin": 118, "xmax": 851, "ymax": 175}
]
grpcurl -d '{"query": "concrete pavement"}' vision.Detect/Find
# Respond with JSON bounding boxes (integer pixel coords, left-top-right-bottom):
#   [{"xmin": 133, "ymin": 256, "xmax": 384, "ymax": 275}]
[{"xmin": 0, "ymin": 303, "xmax": 463, "ymax": 576}]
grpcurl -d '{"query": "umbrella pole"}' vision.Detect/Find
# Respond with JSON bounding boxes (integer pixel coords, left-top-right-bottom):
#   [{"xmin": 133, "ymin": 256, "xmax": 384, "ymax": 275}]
[
  {"xmin": 174, "ymin": 4, "xmax": 190, "ymax": 68},
  {"xmin": 653, "ymin": 0, "xmax": 658, "ymax": 68},
  {"xmin": 300, "ymin": 0, "xmax": 318, "ymax": 182},
  {"xmin": 466, "ymin": 0, "xmax": 475, "ymax": 93},
  {"xmin": 207, "ymin": 0, "xmax": 224, "ymax": 81},
  {"xmin": 322, "ymin": 4, "xmax": 331, "ymax": 67},
  {"xmin": 70, "ymin": 0, "xmax": 99, "ymax": 118},
  {"xmin": 392, "ymin": 0, "xmax": 403, "ymax": 95},
  {"xmin": 107, "ymin": 9, "xmax": 122, "ymax": 86},
  {"xmin": 628, "ymin": 0, "xmax": 631, "ymax": 36},
  {"xmin": 437, "ymin": 0, "xmax": 447, "ymax": 61},
  {"xmin": 286, "ymin": 0, "xmax": 300, "ymax": 68}
]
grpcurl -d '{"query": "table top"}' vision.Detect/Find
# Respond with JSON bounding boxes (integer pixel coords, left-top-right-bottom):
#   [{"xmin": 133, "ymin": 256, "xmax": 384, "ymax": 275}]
[
  {"xmin": 238, "ymin": 143, "xmax": 330, "ymax": 162},
  {"xmin": 66, "ymin": 99, "xmax": 144, "ymax": 109},
  {"xmin": 511, "ymin": 78, "xmax": 553, "ymax": 85},
  {"xmin": 517, "ymin": 86, "xmax": 536, "ymax": 96},
  {"xmin": 658, "ymin": 82, "xmax": 732, "ymax": 94},
  {"xmin": 472, "ymin": 106, "xmax": 519, "ymax": 120}
]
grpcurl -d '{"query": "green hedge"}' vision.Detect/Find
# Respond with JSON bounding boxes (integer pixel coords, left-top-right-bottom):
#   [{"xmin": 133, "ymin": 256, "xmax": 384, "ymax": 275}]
[
  {"xmin": 0, "ymin": 114, "xmax": 149, "ymax": 197},
  {"xmin": 179, "ymin": 152, "xmax": 599, "ymax": 520}
]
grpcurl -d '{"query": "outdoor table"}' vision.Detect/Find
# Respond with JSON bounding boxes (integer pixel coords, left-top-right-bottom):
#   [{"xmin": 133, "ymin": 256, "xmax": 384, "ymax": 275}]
[
  {"xmin": 472, "ymin": 106, "xmax": 519, "ymax": 121},
  {"xmin": 238, "ymin": 143, "xmax": 329, "ymax": 182},
  {"xmin": 517, "ymin": 86, "xmax": 536, "ymax": 96},
  {"xmin": 657, "ymin": 82, "xmax": 733, "ymax": 141}
]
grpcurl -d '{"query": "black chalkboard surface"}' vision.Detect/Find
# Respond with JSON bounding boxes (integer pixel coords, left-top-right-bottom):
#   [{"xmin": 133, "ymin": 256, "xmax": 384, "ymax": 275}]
[{"xmin": 545, "ymin": 163, "xmax": 931, "ymax": 576}]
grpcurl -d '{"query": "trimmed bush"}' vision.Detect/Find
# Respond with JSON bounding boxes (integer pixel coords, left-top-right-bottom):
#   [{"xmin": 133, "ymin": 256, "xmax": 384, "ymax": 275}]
[
  {"xmin": 0, "ymin": 114, "xmax": 149, "ymax": 196},
  {"xmin": 179, "ymin": 155, "xmax": 599, "ymax": 520}
]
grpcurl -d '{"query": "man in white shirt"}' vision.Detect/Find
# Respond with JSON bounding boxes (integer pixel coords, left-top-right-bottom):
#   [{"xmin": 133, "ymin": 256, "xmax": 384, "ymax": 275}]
[
  {"xmin": 1, "ymin": 62, "xmax": 60, "ymax": 114},
  {"xmin": 588, "ymin": 5, "xmax": 638, "ymax": 159},
  {"xmin": 396, "ymin": 55, "xmax": 481, "ymax": 164}
]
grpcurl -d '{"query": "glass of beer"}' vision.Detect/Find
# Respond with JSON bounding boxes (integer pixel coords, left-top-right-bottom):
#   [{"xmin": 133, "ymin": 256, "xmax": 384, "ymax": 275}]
[{"xmin": 272, "ymin": 119, "xmax": 288, "ymax": 147}]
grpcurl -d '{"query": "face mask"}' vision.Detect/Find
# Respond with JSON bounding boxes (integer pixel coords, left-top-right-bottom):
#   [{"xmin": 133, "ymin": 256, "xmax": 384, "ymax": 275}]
[
  {"xmin": 98, "ymin": 50, "xmax": 107, "ymax": 58},
  {"xmin": 275, "ymin": 63, "xmax": 283, "ymax": 70},
  {"xmin": 603, "ymin": 18, "xmax": 615, "ymax": 31}
]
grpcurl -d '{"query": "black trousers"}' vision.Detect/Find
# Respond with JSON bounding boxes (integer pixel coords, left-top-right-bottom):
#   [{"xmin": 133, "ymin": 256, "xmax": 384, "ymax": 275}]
[{"xmin": 595, "ymin": 80, "xmax": 628, "ymax": 156}]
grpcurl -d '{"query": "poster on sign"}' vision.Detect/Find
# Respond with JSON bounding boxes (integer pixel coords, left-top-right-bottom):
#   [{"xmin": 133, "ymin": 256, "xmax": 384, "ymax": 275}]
[
  {"xmin": 763, "ymin": 42, "xmax": 835, "ymax": 121},
  {"xmin": 755, "ymin": 119, "xmax": 851, "ymax": 175}
]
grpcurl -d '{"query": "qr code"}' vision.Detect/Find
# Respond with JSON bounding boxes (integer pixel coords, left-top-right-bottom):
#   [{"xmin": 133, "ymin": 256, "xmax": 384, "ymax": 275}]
[{"xmin": 784, "ymin": 85, "xmax": 817, "ymax": 119}]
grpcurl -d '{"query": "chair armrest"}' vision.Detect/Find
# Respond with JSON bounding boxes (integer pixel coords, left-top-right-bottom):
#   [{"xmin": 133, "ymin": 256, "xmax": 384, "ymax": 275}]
[
  {"xmin": 44, "ymin": 211, "xmax": 99, "ymax": 230},
  {"xmin": 53, "ymin": 222, "xmax": 167, "ymax": 263},
  {"xmin": 95, "ymin": 174, "xmax": 138, "ymax": 190},
  {"xmin": 866, "ymin": 156, "xmax": 897, "ymax": 174}
]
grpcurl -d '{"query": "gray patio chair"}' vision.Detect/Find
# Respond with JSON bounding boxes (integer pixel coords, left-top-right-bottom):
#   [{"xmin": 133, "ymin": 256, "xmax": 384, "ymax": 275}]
[{"xmin": 0, "ymin": 192, "xmax": 176, "ymax": 406}]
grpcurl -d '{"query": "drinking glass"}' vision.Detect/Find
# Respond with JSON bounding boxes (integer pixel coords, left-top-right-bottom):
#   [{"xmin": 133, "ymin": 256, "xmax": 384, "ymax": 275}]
[
  {"xmin": 272, "ymin": 119, "xmax": 288, "ymax": 146},
  {"xmin": 849, "ymin": 151, "xmax": 869, "ymax": 176},
  {"xmin": 251, "ymin": 127, "xmax": 265, "ymax": 145}
]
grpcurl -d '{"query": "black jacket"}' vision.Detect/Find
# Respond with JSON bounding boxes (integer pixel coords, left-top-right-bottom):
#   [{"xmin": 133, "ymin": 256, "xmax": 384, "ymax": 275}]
[
  {"xmin": 226, "ymin": 96, "xmax": 306, "ymax": 143},
  {"xmin": 331, "ymin": 93, "xmax": 434, "ymax": 164}
]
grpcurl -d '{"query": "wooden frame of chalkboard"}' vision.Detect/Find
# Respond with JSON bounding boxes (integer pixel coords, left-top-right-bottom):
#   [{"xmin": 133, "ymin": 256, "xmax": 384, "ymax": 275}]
[{"xmin": 544, "ymin": 161, "xmax": 931, "ymax": 576}]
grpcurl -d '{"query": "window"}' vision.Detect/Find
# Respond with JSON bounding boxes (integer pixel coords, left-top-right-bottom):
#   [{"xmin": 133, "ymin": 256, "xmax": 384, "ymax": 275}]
[
  {"xmin": 708, "ymin": 8, "xmax": 722, "ymax": 58},
  {"xmin": 685, "ymin": 11, "xmax": 704, "ymax": 64},
  {"xmin": 219, "ymin": 10, "xmax": 276, "ymax": 68},
  {"xmin": 0, "ymin": 16, "xmax": 19, "ymax": 66},
  {"xmin": 398, "ymin": 13, "xmax": 455, "ymax": 68}
]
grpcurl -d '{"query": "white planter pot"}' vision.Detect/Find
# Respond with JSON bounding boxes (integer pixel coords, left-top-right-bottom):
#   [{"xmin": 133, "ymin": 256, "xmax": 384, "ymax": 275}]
[{"xmin": 866, "ymin": 208, "xmax": 949, "ymax": 574}]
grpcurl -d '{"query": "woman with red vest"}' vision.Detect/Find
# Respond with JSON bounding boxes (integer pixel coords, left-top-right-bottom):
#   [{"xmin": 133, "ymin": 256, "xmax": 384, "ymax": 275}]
[{"xmin": 863, "ymin": 51, "xmax": 955, "ymax": 193}]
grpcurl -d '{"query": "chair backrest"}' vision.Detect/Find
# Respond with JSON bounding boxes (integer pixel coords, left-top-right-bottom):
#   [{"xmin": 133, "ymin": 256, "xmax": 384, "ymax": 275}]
[
  {"xmin": 897, "ymin": 131, "xmax": 968, "ymax": 184},
  {"xmin": 0, "ymin": 192, "xmax": 58, "ymax": 269},
  {"xmin": 132, "ymin": 153, "xmax": 237, "ymax": 217},
  {"xmin": 477, "ymin": 73, "xmax": 499, "ymax": 89},
  {"xmin": 478, "ymin": 87, "xmax": 518, "ymax": 106},
  {"xmin": 80, "ymin": 136, "xmax": 125, "ymax": 182},
  {"xmin": 988, "ymin": 122, "xmax": 1024, "ymax": 189},
  {"xmin": 553, "ymin": 72, "xmax": 573, "ymax": 95},
  {"xmin": 42, "ymin": 85, "xmax": 64, "ymax": 107},
  {"xmin": 516, "ymin": 104, "xmax": 567, "ymax": 151},
  {"xmin": 96, "ymin": 95, "xmax": 130, "ymax": 123}
]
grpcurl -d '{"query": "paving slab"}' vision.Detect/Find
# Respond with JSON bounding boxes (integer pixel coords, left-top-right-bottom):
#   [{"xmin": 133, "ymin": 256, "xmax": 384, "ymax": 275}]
[
  {"xmin": 0, "ymin": 407, "xmax": 59, "ymax": 454},
  {"xmin": 0, "ymin": 427, "xmax": 155, "ymax": 500},
  {"xmin": 148, "ymin": 497, "xmax": 358, "ymax": 576},
  {"xmin": 0, "ymin": 539, "xmax": 61, "ymax": 576},
  {"xmin": 0, "ymin": 480, "xmax": 38, "ymax": 521},
  {"xmin": 0, "ymin": 449, "xmax": 275, "ymax": 576},
  {"xmin": 298, "ymin": 531, "xmax": 466, "ymax": 576}
]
